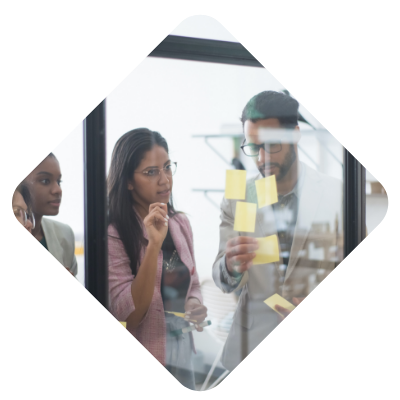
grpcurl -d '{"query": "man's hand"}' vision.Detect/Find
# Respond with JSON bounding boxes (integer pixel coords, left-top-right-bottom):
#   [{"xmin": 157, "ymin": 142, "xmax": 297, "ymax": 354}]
[
  {"xmin": 226, "ymin": 236, "xmax": 259, "ymax": 275},
  {"xmin": 275, "ymin": 297, "xmax": 305, "ymax": 322}
]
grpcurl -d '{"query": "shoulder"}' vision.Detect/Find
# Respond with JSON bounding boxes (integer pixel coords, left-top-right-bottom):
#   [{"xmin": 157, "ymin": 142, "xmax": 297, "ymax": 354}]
[
  {"xmin": 171, "ymin": 211, "xmax": 190, "ymax": 228},
  {"xmin": 303, "ymin": 163, "xmax": 341, "ymax": 188},
  {"xmin": 108, "ymin": 223, "xmax": 120, "ymax": 238},
  {"xmin": 170, "ymin": 212, "xmax": 193, "ymax": 237},
  {"xmin": 42, "ymin": 218, "xmax": 74, "ymax": 238},
  {"xmin": 301, "ymin": 164, "xmax": 342, "ymax": 207}
]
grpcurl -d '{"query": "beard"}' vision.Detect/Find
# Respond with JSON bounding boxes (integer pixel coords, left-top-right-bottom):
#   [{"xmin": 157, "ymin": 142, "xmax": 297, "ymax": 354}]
[{"xmin": 259, "ymin": 145, "xmax": 297, "ymax": 181}]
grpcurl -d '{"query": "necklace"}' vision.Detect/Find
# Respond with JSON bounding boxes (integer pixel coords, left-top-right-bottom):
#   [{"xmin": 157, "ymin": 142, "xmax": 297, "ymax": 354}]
[{"xmin": 163, "ymin": 250, "xmax": 179, "ymax": 273}]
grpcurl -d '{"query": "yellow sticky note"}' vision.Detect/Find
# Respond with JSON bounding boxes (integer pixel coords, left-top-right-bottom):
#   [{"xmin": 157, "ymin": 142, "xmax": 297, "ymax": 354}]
[
  {"xmin": 119, "ymin": 321, "xmax": 127, "ymax": 328},
  {"xmin": 264, "ymin": 294, "xmax": 295, "ymax": 317},
  {"xmin": 165, "ymin": 311, "xmax": 186, "ymax": 318},
  {"xmin": 225, "ymin": 170, "xmax": 247, "ymax": 200},
  {"xmin": 234, "ymin": 202, "xmax": 257, "ymax": 232},
  {"xmin": 253, "ymin": 234, "xmax": 280, "ymax": 265},
  {"xmin": 255, "ymin": 175, "xmax": 278, "ymax": 208}
]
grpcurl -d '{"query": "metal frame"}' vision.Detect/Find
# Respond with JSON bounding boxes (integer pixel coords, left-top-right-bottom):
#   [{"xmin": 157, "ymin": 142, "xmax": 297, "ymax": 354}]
[
  {"xmin": 83, "ymin": 34, "xmax": 365, "ymax": 305},
  {"xmin": 83, "ymin": 100, "xmax": 108, "ymax": 308},
  {"xmin": 344, "ymin": 149, "xmax": 366, "ymax": 256},
  {"xmin": 149, "ymin": 35, "xmax": 263, "ymax": 68}
]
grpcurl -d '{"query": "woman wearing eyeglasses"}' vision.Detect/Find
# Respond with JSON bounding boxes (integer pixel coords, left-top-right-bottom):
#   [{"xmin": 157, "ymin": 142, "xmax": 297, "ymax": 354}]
[
  {"xmin": 12, "ymin": 183, "xmax": 35, "ymax": 233},
  {"xmin": 24, "ymin": 153, "xmax": 77, "ymax": 276},
  {"xmin": 108, "ymin": 128, "xmax": 207, "ymax": 390}
]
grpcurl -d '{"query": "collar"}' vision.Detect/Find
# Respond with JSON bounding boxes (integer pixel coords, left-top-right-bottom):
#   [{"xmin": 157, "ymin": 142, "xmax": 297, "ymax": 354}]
[{"xmin": 278, "ymin": 161, "xmax": 305, "ymax": 201}]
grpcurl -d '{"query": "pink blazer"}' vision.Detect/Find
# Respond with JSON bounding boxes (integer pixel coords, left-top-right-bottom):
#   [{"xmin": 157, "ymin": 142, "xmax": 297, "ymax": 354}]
[{"xmin": 108, "ymin": 212, "xmax": 203, "ymax": 366}]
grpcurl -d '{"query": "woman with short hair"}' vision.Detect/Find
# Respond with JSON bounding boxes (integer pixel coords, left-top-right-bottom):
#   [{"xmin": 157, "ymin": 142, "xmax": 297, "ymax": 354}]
[
  {"xmin": 24, "ymin": 153, "xmax": 77, "ymax": 276},
  {"xmin": 12, "ymin": 183, "xmax": 35, "ymax": 233}
]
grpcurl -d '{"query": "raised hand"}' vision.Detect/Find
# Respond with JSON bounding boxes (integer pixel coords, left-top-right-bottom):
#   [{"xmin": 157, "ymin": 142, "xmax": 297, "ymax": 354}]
[
  {"xmin": 143, "ymin": 202, "xmax": 169, "ymax": 247},
  {"xmin": 225, "ymin": 236, "xmax": 259, "ymax": 275}
]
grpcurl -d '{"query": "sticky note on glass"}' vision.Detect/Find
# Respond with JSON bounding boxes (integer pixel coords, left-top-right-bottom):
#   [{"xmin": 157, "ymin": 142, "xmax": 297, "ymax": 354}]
[
  {"xmin": 264, "ymin": 294, "xmax": 295, "ymax": 317},
  {"xmin": 253, "ymin": 234, "xmax": 280, "ymax": 265},
  {"xmin": 234, "ymin": 202, "xmax": 257, "ymax": 232},
  {"xmin": 255, "ymin": 175, "xmax": 278, "ymax": 208},
  {"xmin": 119, "ymin": 321, "xmax": 127, "ymax": 328},
  {"xmin": 225, "ymin": 170, "xmax": 247, "ymax": 200},
  {"xmin": 165, "ymin": 311, "xmax": 186, "ymax": 318}
]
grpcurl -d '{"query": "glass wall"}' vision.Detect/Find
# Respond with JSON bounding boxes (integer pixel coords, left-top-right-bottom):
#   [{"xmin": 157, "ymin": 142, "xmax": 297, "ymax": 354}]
[
  {"xmin": 104, "ymin": 56, "xmax": 349, "ymax": 389},
  {"xmin": 14, "ymin": 125, "xmax": 85, "ymax": 285}
]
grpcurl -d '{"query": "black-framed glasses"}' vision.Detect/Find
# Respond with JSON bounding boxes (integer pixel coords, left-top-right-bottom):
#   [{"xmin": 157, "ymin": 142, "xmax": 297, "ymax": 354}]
[
  {"xmin": 240, "ymin": 141, "xmax": 282, "ymax": 157},
  {"xmin": 135, "ymin": 162, "xmax": 177, "ymax": 179},
  {"xmin": 13, "ymin": 207, "xmax": 36, "ymax": 229}
]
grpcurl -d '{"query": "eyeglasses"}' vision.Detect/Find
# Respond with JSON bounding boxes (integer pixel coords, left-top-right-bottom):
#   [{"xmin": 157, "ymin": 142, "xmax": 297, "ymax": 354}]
[
  {"xmin": 240, "ymin": 141, "xmax": 282, "ymax": 157},
  {"xmin": 241, "ymin": 140, "xmax": 283, "ymax": 157},
  {"xmin": 13, "ymin": 207, "xmax": 35, "ymax": 229},
  {"xmin": 135, "ymin": 162, "xmax": 177, "ymax": 179}
]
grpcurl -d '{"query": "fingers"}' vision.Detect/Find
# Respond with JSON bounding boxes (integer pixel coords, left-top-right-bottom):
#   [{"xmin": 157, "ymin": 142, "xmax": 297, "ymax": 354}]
[
  {"xmin": 275, "ymin": 305, "xmax": 291, "ymax": 318},
  {"xmin": 226, "ymin": 243, "xmax": 259, "ymax": 258},
  {"xmin": 292, "ymin": 297, "xmax": 305, "ymax": 306},
  {"xmin": 185, "ymin": 306, "xmax": 207, "ymax": 323},
  {"xmin": 227, "ymin": 254, "xmax": 255, "ymax": 274},
  {"xmin": 227, "ymin": 236, "xmax": 258, "ymax": 247},
  {"xmin": 226, "ymin": 237, "xmax": 259, "ymax": 274},
  {"xmin": 147, "ymin": 208, "xmax": 169, "ymax": 227},
  {"xmin": 149, "ymin": 202, "xmax": 168, "ymax": 216},
  {"xmin": 188, "ymin": 305, "xmax": 207, "ymax": 316}
]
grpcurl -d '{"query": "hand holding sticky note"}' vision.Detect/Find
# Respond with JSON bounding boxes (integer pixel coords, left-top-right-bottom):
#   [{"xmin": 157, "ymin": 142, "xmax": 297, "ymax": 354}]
[
  {"xmin": 264, "ymin": 294, "xmax": 295, "ymax": 317},
  {"xmin": 234, "ymin": 202, "xmax": 257, "ymax": 232},
  {"xmin": 225, "ymin": 170, "xmax": 247, "ymax": 200},
  {"xmin": 253, "ymin": 234, "xmax": 280, "ymax": 265},
  {"xmin": 255, "ymin": 175, "xmax": 278, "ymax": 208}
]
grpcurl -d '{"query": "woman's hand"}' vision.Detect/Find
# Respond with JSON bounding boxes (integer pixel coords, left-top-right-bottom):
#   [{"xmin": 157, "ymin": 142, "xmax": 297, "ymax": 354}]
[
  {"xmin": 143, "ymin": 203, "xmax": 169, "ymax": 247},
  {"xmin": 184, "ymin": 297, "xmax": 208, "ymax": 332}
]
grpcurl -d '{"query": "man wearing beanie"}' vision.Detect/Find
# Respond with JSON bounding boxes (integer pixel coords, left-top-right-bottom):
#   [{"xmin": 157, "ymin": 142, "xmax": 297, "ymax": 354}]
[{"xmin": 212, "ymin": 91, "xmax": 343, "ymax": 371}]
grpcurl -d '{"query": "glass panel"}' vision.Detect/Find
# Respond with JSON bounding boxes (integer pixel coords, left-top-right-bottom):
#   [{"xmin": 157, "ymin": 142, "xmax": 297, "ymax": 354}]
[
  {"xmin": 105, "ymin": 56, "xmax": 351, "ymax": 390},
  {"xmin": 170, "ymin": 15, "xmax": 239, "ymax": 42},
  {"xmin": 13, "ymin": 124, "xmax": 85, "ymax": 284},
  {"xmin": 366, "ymin": 170, "xmax": 388, "ymax": 235}
]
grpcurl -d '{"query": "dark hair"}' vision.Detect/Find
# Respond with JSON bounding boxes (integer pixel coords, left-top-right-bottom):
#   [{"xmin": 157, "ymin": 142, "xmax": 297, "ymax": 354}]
[
  {"xmin": 107, "ymin": 128, "xmax": 176, "ymax": 275},
  {"xmin": 15, "ymin": 183, "xmax": 33, "ymax": 212},
  {"xmin": 240, "ymin": 90, "xmax": 299, "ymax": 129}
]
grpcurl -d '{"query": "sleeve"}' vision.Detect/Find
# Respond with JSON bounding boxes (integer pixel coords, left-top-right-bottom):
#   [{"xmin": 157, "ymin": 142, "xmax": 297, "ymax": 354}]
[
  {"xmin": 182, "ymin": 215, "xmax": 203, "ymax": 304},
  {"xmin": 64, "ymin": 224, "xmax": 78, "ymax": 277},
  {"xmin": 108, "ymin": 225, "xmax": 136, "ymax": 322},
  {"xmin": 70, "ymin": 254, "xmax": 78, "ymax": 277},
  {"xmin": 212, "ymin": 197, "xmax": 248, "ymax": 293}
]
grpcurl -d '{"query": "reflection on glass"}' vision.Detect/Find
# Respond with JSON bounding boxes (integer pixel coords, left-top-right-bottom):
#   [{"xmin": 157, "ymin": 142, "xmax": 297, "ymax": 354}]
[
  {"xmin": 212, "ymin": 90, "xmax": 343, "ymax": 371},
  {"xmin": 104, "ymin": 56, "xmax": 382, "ymax": 390},
  {"xmin": 22, "ymin": 153, "xmax": 79, "ymax": 277},
  {"xmin": 107, "ymin": 128, "xmax": 207, "ymax": 390}
]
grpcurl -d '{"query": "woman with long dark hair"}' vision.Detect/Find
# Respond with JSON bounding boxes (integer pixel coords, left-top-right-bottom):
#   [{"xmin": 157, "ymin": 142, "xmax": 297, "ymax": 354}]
[{"xmin": 108, "ymin": 128, "xmax": 207, "ymax": 389}]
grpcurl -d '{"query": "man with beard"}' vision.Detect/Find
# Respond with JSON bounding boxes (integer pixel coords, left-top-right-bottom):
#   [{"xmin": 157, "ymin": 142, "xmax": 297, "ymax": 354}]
[{"xmin": 212, "ymin": 91, "xmax": 343, "ymax": 371}]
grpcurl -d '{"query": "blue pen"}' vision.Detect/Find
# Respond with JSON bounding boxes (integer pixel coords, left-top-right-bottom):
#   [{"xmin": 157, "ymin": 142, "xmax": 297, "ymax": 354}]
[{"xmin": 170, "ymin": 320, "xmax": 211, "ymax": 336}]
